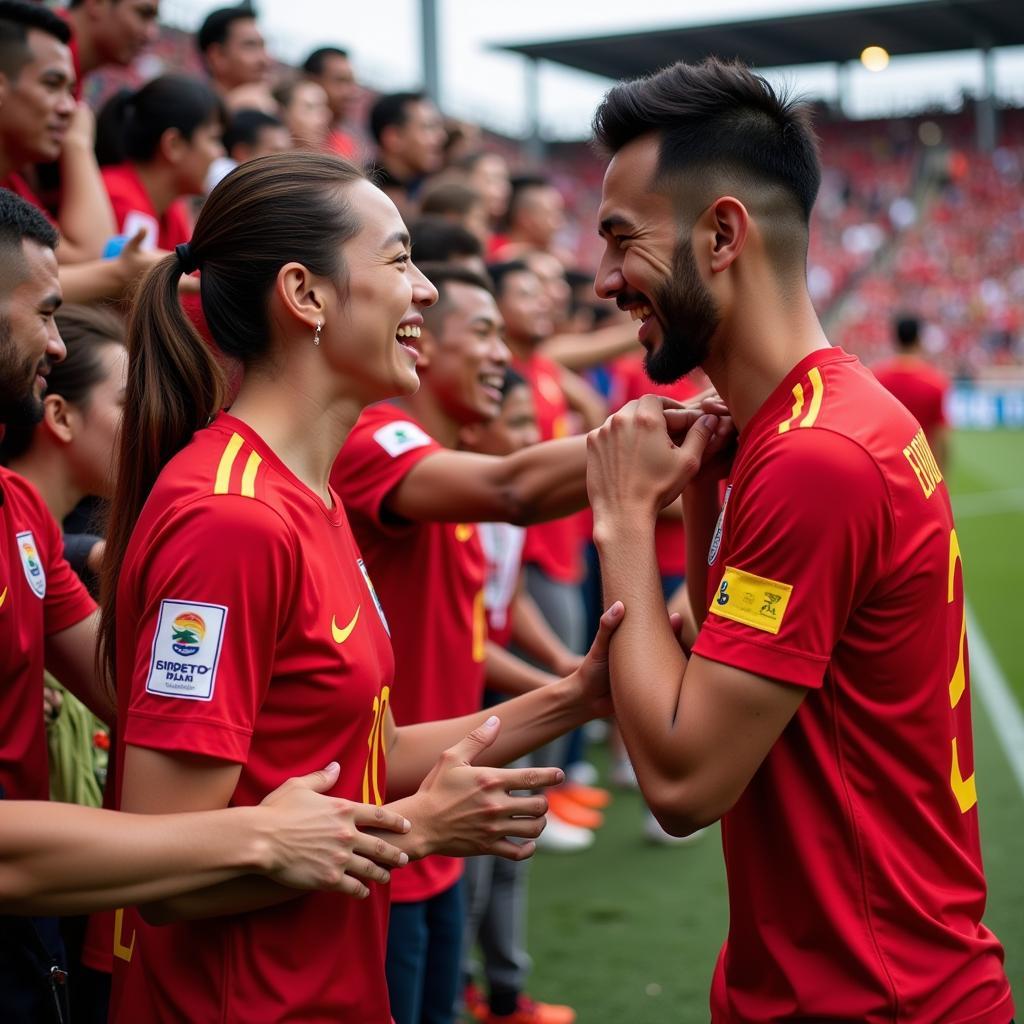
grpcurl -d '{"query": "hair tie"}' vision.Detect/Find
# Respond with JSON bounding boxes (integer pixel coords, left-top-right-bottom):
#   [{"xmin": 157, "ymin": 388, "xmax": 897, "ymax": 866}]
[{"xmin": 175, "ymin": 242, "xmax": 198, "ymax": 274}]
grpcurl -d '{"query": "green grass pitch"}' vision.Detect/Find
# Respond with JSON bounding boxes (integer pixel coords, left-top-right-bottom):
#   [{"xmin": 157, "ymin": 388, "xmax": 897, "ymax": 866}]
[{"xmin": 514, "ymin": 430, "xmax": 1024, "ymax": 1023}]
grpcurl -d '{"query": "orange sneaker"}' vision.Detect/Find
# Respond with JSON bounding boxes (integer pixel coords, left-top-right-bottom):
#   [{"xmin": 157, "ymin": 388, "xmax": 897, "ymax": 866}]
[
  {"xmin": 464, "ymin": 983, "xmax": 488, "ymax": 1021},
  {"xmin": 480, "ymin": 995, "xmax": 577, "ymax": 1024},
  {"xmin": 559, "ymin": 781, "xmax": 611, "ymax": 810},
  {"xmin": 547, "ymin": 789, "xmax": 603, "ymax": 830}
]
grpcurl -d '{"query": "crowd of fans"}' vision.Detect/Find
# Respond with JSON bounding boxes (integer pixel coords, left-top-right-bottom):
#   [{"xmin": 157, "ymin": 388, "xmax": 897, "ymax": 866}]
[{"xmin": 0, "ymin": 2, "xmax": 1017, "ymax": 1023}]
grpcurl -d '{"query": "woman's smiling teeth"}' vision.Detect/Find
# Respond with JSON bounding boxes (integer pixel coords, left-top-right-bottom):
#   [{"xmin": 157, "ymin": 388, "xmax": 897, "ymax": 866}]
[{"xmin": 396, "ymin": 325, "xmax": 422, "ymax": 339}]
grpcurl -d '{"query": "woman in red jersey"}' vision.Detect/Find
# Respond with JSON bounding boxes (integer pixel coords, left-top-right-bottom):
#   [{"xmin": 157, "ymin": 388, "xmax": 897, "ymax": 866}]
[
  {"xmin": 97, "ymin": 153, "xmax": 619, "ymax": 1024},
  {"xmin": 96, "ymin": 75, "xmax": 225, "ymax": 253}
]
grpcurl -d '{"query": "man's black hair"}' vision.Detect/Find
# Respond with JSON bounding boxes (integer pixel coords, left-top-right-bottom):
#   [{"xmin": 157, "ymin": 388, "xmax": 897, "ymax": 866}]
[
  {"xmin": 506, "ymin": 173, "xmax": 553, "ymax": 223},
  {"xmin": 487, "ymin": 260, "xmax": 533, "ymax": 300},
  {"xmin": 894, "ymin": 315, "xmax": 921, "ymax": 349},
  {"xmin": 369, "ymin": 91, "xmax": 425, "ymax": 145},
  {"xmin": 0, "ymin": 187, "xmax": 59, "ymax": 260},
  {"xmin": 0, "ymin": 0, "xmax": 71, "ymax": 81},
  {"xmin": 197, "ymin": 4, "xmax": 255, "ymax": 55},
  {"xmin": 501, "ymin": 366, "xmax": 527, "ymax": 398},
  {"xmin": 417, "ymin": 261, "xmax": 495, "ymax": 336},
  {"xmin": 302, "ymin": 46, "xmax": 348, "ymax": 76},
  {"xmin": 410, "ymin": 216, "xmax": 481, "ymax": 263},
  {"xmin": 592, "ymin": 58, "xmax": 820, "ymax": 269},
  {"xmin": 223, "ymin": 107, "xmax": 284, "ymax": 154}
]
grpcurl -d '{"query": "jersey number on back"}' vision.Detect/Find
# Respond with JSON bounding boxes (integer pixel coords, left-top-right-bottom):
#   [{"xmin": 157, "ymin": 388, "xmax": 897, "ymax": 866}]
[{"xmin": 947, "ymin": 529, "xmax": 976, "ymax": 813}]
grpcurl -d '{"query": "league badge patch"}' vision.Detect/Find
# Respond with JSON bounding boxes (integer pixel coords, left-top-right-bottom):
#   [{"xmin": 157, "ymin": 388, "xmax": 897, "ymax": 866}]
[
  {"xmin": 16, "ymin": 531, "xmax": 45, "ymax": 599},
  {"xmin": 145, "ymin": 599, "xmax": 227, "ymax": 700}
]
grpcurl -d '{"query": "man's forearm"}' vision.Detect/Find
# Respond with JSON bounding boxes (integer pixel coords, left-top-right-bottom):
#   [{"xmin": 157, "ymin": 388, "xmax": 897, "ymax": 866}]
[
  {"xmin": 502, "ymin": 436, "xmax": 588, "ymax": 524},
  {"xmin": 509, "ymin": 590, "xmax": 576, "ymax": 673},
  {"xmin": 485, "ymin": 641, "xmax": 558, "ymax": 696}
]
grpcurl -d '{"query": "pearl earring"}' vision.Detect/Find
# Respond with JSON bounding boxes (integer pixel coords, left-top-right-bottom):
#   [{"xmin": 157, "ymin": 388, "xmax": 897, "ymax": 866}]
[{"xmin": 313, "ymin": 320, "xmax": 323, "ymax": 346}]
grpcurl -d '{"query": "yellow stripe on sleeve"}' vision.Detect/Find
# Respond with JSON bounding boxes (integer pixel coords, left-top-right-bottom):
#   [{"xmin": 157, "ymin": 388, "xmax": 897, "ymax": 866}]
[
  {"xmin": 240, "ymin": 451, "xmax": 262, "ymax": 498},
  {"xmin": 800, "ymin": 366, "xmax": 824, "ymax": 428},
  {"xmin": 778, "ymin": 382, "xmax": 805, "ymax": 434},
  {"xmin": 214, "ymin": 433, "xmax": 245, "ymax": 495}
]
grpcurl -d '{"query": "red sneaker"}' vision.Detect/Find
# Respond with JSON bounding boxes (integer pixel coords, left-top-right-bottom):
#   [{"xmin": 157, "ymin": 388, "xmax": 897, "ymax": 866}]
[
  {"xmin": 481, "ymin": 994, "xmax": 577, "ymax": 1024},
  {"xmin": 464, "ymin": 982, "xmax": 488, "ymax": 1021}
]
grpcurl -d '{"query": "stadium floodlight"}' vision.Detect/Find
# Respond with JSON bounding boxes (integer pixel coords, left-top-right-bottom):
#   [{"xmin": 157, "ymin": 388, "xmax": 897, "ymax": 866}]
[{"xmin": 860, "ymin": 45, "xmax": 890, "ymax": 72}]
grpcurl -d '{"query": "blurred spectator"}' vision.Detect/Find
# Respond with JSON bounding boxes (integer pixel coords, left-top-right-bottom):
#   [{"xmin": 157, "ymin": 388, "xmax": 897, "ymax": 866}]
[
  {"xmin": 409, "ymin": 215, "xmax": 487, "ymax": 277},
  {"xmin": 873, "ymin": 314, "xmax": 951, "ymax": 469},
  {"xmin": 61, "ymin": 0, "xmax": 160, "ymax": 85},
  {"xmin": 302, "ymin": 44, "xmax": 360, "ymax": 161},
  {"xmin": 458, "ymin": 150, "xmax": 511, "ymax": 227},
  {"xmin": 421, "ymin": 179, "xmax": 489, "ymax": 248},
  {"xmin": 196, "ymin": 4, "xmax": 272, "ymax": 112},
  {"xmin": 443, "ymin": 116, "xmax": 481, "ymax": 166},
  {"xmin": 368, "ymin": 90, "xmax": 445, "ymax": 215},
  {"xmin": 272, "ymin": 77, "xmax": 330, "ymax": 152},
  {"xmin": 222, "ymin": 106, "xmax": 290, "ymax": 163},
  {"xmin": 492, "ymin": 173, "xmax": 569, "ymax": 265},
  {"xmin": 96, "ymin": 74, "xmax": 225, "ymax": 249}
]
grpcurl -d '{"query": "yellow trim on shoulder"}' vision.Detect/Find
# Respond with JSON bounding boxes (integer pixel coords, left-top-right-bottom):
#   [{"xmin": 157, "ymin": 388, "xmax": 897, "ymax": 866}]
[
  {"xmin": 240, "ymin": 451, "xmax": 262, "ymax": 498},
  {"xmin": 800, "ymin": 366, "xmax": 824, "ymax": 428},
  {"xmin": 778, "ymin": 381, "xmax": 805, "ymax": 433},
  {"xmin": 214, "ymin": 432, "xmax": 245, "ymax": 495}
]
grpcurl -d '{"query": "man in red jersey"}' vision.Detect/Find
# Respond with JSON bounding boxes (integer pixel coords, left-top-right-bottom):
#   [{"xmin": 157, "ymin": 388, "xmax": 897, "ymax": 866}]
[
  {"xmin": 332, "ymin": 264, "xmax": 591, "ymax": 1024},
  {"xmin": 874, "ymin": 314, "xmax": 951, "ymax": 470},
  {"xmin": 585, "ymin": 59, "xmax": 1012, "ymax": 1023},
  {"xmin": 302, "ymin": 45, "xmax": 362, "ymax": 161},
  {"xmin": 61, "ymin": 0, "xmax": 160, "ymax": 89}
]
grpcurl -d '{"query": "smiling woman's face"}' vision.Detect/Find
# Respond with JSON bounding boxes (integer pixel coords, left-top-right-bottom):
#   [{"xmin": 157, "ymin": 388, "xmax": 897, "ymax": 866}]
[{"xmin": 319, "ymin": 180, "xmax": 438, "ymax": 404}]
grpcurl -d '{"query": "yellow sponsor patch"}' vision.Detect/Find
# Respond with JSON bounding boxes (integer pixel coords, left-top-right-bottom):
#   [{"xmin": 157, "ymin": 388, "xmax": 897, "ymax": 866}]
[{"xmin": 708, "ymin": 566, "xmax": 793, "ymax": 635}]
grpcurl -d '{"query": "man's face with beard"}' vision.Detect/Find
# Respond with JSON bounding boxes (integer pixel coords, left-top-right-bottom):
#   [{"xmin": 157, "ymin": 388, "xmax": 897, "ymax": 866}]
[
  {"xmin": 0, "ymin": 239, "xmax": 64, "ymax": 427},
  {"xmin": 596, "ymin": 134, "xmax": 721, "ymax": 383}
]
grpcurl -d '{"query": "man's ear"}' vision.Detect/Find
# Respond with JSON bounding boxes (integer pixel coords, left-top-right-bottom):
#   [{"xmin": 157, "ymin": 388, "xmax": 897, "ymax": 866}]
[
  {"xmin": 706, "ymin": 196, "xmax": 749, "ymax": 274},
  {"xmin": 43, "ymin": 394, "xmax": 75, "ymax": 444}
]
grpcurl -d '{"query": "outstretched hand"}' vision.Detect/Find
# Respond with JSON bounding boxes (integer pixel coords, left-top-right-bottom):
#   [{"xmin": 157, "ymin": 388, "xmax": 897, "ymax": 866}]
[
  {"xmin": 258, "ymin": 763, "xmax": 411, "ymax": 899},
  {"xmin": 412, "ymin": 718, "xmax": 565, "ymax": 862}
]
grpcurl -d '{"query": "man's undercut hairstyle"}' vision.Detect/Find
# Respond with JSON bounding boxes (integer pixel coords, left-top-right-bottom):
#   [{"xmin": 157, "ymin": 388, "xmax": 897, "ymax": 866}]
[
  {"xmin": 0, "ymin": 187, "xmax": 59, "ymax": 275},
  {"xmin": 370, "ymin": 91, "xmax": 424, "ymax": 145},
  {"xmin": 302, "ymin": 46, "xmax": 348, "ymax": 76},
  {"xmin": 197, "ymin": 5, "xmax": 254, "ymax": 55},
  {"xmin": 409, "ymin": 216, "xmax": 482, "ymax": 263},
  {"xmin": 487, "ymin": 259, "xmax": 533, "ymax": 300},
  {"xmin": 417, "ymin": 260, "xmax": 494, "ymax": 335},
  {"xmin": 593, "ymin": 58, "xmax": 821, "ymax": 269},
  {"xmin": 0, "ymin": 0, "xmax": 71, "ymax": 80}
]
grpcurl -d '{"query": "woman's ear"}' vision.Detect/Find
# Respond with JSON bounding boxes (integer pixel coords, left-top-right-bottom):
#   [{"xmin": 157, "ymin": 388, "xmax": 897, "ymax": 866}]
[
  {"xmin": 274, "ymin": 261, "xmax": 325, "ymax": 335},
  {"xmin": 42, "ymin": 394, "xmax": 75, "ymax": 444}
]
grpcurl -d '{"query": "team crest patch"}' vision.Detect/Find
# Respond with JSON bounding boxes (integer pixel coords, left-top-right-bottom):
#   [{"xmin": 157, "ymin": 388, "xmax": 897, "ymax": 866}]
[
  {"xmin": 708, "ymin": 566, "xmax": 793, "ymax": 636},
  {"xmin": 707, "ymin": 485, "xmax": 732, "ymax": 567},
  {"xmin": 16, "ymin": 531, "xmax": 45, "ymax": 598},
  {"xmin": 358, "ymin": 558, "xmax": 390, "ymax": 636},
  {"xmin": 372, "ymin": 420, "xmax": 432, "ymax": 458},
  {"xmin": 145, "ymin": 599, "xmax": 227, "ymax": 700}
]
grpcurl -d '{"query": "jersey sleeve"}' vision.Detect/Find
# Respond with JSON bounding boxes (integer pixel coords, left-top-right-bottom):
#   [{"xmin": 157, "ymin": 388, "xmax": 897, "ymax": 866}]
[
  {"xmin": 123, "ymin": 495, "xmax": 296, "ymax": 763},
  {"xmin": 331, "ymin": 409, "xmax": 441, "ymax": 533},
  {"xmin": 27, "ymin": 482, "xmax": 96, "ymax": 635},
  {"xmin": 693, "ymin": 430, "xmax": 893, "ymax": 689}
]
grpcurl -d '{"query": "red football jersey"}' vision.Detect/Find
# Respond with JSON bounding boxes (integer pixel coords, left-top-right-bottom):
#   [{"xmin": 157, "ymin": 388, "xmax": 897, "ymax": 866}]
[
  {"xmin": 101, "ymin": 162, "xmax": 192, "ymax": 252},
  {"xmin": 110, "ymin": 413, "xmax": 395, "ymax": 1023},
  {"xmin": 332, "ymin": 404, "xmax": 486, "ymax": 903},
  {"xmin": 0, "ymin": 174, "xmax": 58, "ymax": 227},
  {"xmin": 692, "ymin": 348, "xmax": 1011, "ymax": 1023},
  {"xmin": 514, "ymin": 351, "xmax": 584, "ymax": 585},
  {"xmin": 612, "ymin": 355, "xmax": 700, "ymax": 579},
  {"xmin": 872, "ymin": 355, "xmax": 950, "ymax": 437},
  {"xmin": 0, "ymin": 467, "xmax": 95, "ymax": 801}
]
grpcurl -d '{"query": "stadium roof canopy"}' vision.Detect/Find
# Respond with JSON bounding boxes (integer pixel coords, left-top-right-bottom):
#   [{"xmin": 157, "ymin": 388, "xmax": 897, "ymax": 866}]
[{"xmin": 495, "ymin": 0, "xmax": 1024, "ymax": 80}]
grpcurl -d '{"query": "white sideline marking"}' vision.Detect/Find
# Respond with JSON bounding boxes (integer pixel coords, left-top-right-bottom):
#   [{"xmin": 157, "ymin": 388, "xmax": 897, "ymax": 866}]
[
  {"xmin": 953, "ymin": 487, "xmax": 1024, "ymax": 519},
  {"xmin": 967, "ymin": 604, "xmax": 1024, "ymax": 798}
]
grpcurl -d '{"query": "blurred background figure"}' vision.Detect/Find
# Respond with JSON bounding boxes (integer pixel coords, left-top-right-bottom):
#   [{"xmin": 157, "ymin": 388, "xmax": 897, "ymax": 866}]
[
  {"xmin": 302, "ymin": 44, "xmax": 362, "ymax": 161},
  {"xmin": 196, "ymin": 3, "xmax": 273, "ymax": 112},
  {"xmin": 62, "ymin": 0, "xmax": 161, "ymax": 85},
  {"xmin": 272, "ymin": 76, "xmax": 330, "ymax": 151},
  {"xmin": 421, "ymin": 180, "xmax": 490, "ymax": 249}
]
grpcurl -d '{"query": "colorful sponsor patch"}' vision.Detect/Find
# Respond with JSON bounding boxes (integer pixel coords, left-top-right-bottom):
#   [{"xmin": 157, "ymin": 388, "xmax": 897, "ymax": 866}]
[
  {"xmin": 146, "ymin": 599, "xmax": 227, "ymax": 700},
  {"xmin": 358, "ymin": 558, "xmax": 390, "ymax": 636},
  {"xmin": 708, "ymin": 566, "xmax": 793, "ymax": 636},
  {"xmin": 372, "ymin": 420, "xmax": 432, "ymax": 458},
  {"xmin": 707, "ymin": 484, "xmax": 732, "ymax": 567},
  {"xmin": 16, "ymin": 531, "xmax": 45, "ymax": 599}
]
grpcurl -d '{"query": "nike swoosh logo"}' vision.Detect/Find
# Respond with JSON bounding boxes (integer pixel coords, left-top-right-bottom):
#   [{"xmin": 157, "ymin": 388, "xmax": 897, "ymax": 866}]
[
  {"xmin": 0, "ymin": 586, "xmax": 6, "ymax": 609},
  {"xmin": 331, "ymin": 606, "xmax": 360, "ymax": 644}
]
